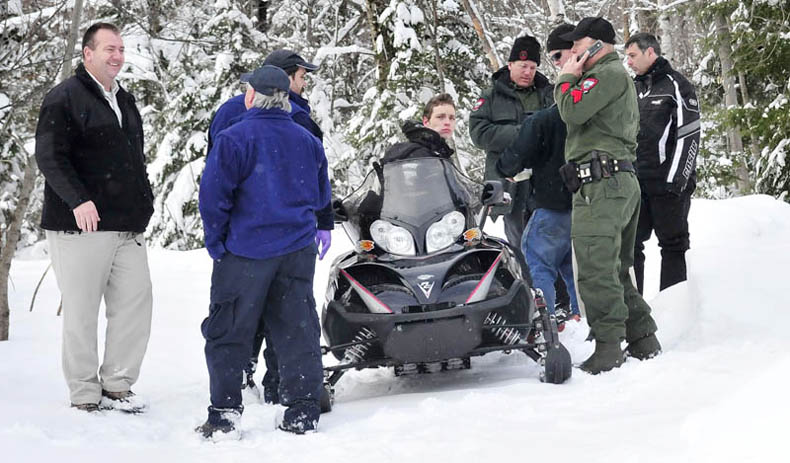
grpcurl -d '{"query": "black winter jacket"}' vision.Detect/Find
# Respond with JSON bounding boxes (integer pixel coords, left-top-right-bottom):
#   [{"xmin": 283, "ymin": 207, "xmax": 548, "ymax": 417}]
[
  {"xmin": 469, "ymin": 67, "xmax": 554, "ymax": 217},
  {"xmin": 35, "ymin": 64, "xmax": 154, "ymax": 232},
  {"xmin": 634, "ymin": 57, "xmax": 700, "ymax": 195},
  {"xmin": 496, "ymin": 106, "xmax": 571, "ymax": 211},
  {"xmin": 381, "ymin": 121, "xmax": 454, "ymax": 164}
]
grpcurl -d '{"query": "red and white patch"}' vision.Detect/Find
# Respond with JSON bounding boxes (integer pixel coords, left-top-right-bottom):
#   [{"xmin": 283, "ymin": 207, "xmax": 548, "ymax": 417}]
[
  {"xmin": 581, "ymin": 78, "xmax": 599, "ymax": 93},
  {"xmin": 560, "ymin": 82, "xmax": 571, "ymax": 94},
  {"xmin": 519, "ymin": 50, "xmax": 528, "ymax": 61},
  {"xmin": 472, "ymin": 98, "xmax": 485, "ymax": 111},
  {"xmin": 571, "ymin": 88, "xmax": 583, "ymax": 104}
]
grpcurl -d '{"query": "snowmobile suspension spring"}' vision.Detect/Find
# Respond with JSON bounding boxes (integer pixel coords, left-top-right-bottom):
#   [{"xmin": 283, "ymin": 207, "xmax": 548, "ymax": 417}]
[
  {"xmin": 343, "ymin": 327, "xmax": 376, "ymax": 364},
  {"xmin": 484, "ymin": 312, "xmax": 521, "ymax": 345}
]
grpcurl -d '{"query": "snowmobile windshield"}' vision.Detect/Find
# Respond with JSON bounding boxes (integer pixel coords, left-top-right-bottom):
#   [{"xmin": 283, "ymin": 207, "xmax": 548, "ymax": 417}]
[
  {"xmin": 340, "ymin": 158, "xmax": 482, "ymax": 245},
  {"xmin": 380, "ymin": 158, "xmax": 475, "ymax": 227}
]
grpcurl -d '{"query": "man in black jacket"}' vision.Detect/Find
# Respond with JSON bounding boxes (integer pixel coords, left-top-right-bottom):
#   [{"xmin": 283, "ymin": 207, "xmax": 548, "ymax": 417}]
[
  {"xmin": 497, "ymin": 24, "xmax": 579, "ymax": 321},
  {"xmin": 35, "ymin": 23, "xmax": 154, "ymax": 413},
  {"xmin": 625, "ymin": 33, "xmax": 700, "ymax": 294},
  {"xmin": 470, "ymin": 36, "xmax": 554, "ymax": 277}
]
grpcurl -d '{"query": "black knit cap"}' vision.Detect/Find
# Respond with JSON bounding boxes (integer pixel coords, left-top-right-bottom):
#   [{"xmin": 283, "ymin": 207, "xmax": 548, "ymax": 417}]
[
  {"xmin": 508, "ymin": 35, "xmax": 541, "ymax": 66},
  {"xmin": 546, "ymin": 24, "xmax": 575, "ymax": 52},
  {"xmin": 560, "ymin": 17, "xmax": 616, "ymax": 44}
]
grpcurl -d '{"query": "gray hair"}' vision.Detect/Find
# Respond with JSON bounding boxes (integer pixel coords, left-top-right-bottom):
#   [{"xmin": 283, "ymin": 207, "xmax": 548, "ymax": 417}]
[{"xmin": 247, "ymin": 83, "xmax": 292, "ymax": 112}]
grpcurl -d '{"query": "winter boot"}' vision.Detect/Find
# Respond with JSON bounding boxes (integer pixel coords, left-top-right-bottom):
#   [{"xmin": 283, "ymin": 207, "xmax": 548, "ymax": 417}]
[
  {"xmin": 276, "ymin": 401, "xmax": 320, "ymax": 434},
  {"xmin": 626, "ymin": 333, "xmax": 662, "ymax": 360},
  {"xmin": 195, "ymin": 406, "xmax": 242, "ymax": 441},
  {"xmin": 580, "ymin": 341, "xmax": 626, "ymax": 375}
]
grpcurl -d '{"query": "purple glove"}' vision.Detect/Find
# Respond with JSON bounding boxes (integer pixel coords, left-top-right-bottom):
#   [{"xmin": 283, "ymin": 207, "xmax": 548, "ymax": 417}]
[{"xmin": 316, "ymin": 230, "xmax": 331, "ymax": 260}]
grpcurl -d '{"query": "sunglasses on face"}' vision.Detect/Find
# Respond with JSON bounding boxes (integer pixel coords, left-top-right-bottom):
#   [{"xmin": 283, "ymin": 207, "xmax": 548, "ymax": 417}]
[{"xmin": 551, "ymin": 51, "xmax": 563, "ymax": 62}]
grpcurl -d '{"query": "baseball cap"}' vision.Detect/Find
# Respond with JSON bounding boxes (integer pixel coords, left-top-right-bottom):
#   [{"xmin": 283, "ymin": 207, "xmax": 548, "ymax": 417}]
[
  {"xmin": 262, "ymin": 49, "xmax": 319, "ymax": 72},
  {"xmin": 560, "ymin": 17, "xmax": 616, "ymax": 44},
  {"xmin": 546, "ymin": 24, "xmax": 575, "ymax": 51},
  {"xmin": 240, "ymin": 65, "xmax": 291, "ymax": 95}
]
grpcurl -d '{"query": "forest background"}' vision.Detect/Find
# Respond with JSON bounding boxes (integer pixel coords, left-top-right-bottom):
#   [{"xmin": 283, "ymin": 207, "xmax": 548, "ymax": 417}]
[{"xmin": 1, "ymin": 0, "xmax": 788, "ymax": 339}]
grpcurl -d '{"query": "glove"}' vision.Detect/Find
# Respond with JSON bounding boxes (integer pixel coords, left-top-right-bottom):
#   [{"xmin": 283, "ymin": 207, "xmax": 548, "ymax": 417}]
[{"xmin": 316, "ymin": 230, "xmax": 331, "ymax": 260}]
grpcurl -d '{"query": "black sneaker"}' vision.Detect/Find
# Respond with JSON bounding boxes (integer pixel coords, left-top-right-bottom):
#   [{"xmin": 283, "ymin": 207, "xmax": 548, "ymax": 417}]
[{"xmin": 70, "ymin": 402, "xmax": 100, "ymax": 413}]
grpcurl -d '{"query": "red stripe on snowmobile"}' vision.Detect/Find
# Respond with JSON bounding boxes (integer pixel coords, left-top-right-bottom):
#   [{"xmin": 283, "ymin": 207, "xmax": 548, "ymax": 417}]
[
  {"xmin": 340, "ymin": 269, "xmax": 394, "ymax": 314},
  {"xmin": 465, "ymin": 253, "xmax": 503, "ymax": 304}
]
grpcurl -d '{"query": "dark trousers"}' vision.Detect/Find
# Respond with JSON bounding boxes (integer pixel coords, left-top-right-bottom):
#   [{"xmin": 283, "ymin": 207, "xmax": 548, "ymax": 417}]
[
  {"xmin": 634, "ymin": 187, "xmax": 693, "ymax": 294},
  {"xmin": 248, "ymin": 319, "xmax": 279, "ymax": 395},
  {"xmin": 572, "ymin": 173, "xmax": 657, "ymax": 343},
  {"xmin": 503, "ymin": 200, "xmax": 533, "ymax": 286},
  {"xmin": 202, "ymin": 244, "xmax": 322, "ymax": 420}
]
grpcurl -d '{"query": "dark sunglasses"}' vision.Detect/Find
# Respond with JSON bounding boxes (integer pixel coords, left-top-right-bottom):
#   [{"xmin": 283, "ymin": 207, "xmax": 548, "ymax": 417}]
[{"xmin": 550, "ymin": 51, "xmax": 563, "ymax": 62}]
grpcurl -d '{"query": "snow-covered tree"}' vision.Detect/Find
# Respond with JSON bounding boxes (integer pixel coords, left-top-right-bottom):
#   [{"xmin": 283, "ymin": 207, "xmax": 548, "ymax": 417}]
[{"xmin": 138, "ymin": 0, "xmax": 270, "ymax": 249}]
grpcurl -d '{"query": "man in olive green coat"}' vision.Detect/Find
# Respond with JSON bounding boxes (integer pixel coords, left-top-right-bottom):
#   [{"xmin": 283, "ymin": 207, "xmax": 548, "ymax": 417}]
[
  {"xmin": 469, "ymin": 35, "xmax": 554, "ymax": 273},
  {"xmin": 554, "ymin": 17, "xmax": 661, "ymax": 374}
]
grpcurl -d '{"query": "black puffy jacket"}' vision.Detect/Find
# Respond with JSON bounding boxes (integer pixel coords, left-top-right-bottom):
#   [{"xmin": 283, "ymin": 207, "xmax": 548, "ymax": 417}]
[
  {"xmin": 634, "ymin": 57, "xmax": 700, "ymax": 195},
  {"xmin": 35, "ymin": 64, "xmax": 154, "ymax": 232},
  {"xmin": 469, "ymin": 67, "xmax": 554, "ymax": 217}
]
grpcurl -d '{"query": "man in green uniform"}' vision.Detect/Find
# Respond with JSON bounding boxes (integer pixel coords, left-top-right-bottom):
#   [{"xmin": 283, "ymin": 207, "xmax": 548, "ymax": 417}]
[
  {"xmin": 554, "ymin": 17, "xmax": 661, "ymax": 374},
  {"xmin": 469, "ymin": 35, "xmax": 554, "ymax": 274}
]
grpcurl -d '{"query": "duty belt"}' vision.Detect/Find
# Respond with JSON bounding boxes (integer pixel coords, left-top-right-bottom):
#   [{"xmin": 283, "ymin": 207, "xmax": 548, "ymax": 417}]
[{"xmin": 577, "ymin": 150, "xmax": 635, "ymax": 184}]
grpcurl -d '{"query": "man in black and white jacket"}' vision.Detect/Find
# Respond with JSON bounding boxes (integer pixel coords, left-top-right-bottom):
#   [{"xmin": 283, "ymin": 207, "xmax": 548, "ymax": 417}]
[{"xmin": 625, "ymin": 32, "xmax": 700, "ymax": 294}]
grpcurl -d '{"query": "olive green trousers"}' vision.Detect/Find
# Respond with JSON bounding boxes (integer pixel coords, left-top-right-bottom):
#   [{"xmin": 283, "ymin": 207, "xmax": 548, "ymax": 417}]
[{"xmin": 571, "ymin": 172, "xmax": 657, "ymax": 343}]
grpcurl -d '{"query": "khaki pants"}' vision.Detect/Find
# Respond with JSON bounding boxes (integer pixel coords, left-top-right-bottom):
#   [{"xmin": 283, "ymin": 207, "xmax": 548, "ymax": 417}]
[{"xmin": 47, "ymin": 231, "xmax": 153, "ymax": 405}]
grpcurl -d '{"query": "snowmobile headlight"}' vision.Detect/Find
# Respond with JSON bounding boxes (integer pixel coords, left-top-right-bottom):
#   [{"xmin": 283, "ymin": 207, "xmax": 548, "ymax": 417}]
[
  {"xmin": 370, "ymin": 220, "xmax": 416, "ymax": 256},
  {"xmin": 425, "ymin": 211, "xmax": 465, "ymax": 253}
]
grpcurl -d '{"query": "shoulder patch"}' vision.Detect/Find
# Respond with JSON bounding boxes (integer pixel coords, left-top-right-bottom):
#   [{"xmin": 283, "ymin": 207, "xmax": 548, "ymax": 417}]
[
  {"xmin": 560, "ymin": 82, "xmax": 571, "ymax": 94},
  {"xmin": 571, "ymin": 88, "xmax": 583, "ymax": 104},
  {"xmin": 473, "ymin": 98, "xmax": 485, "ymax": 111},
  {"xmin": 581, "ymin": 78, "xmax": 599, "ymax": 93}
]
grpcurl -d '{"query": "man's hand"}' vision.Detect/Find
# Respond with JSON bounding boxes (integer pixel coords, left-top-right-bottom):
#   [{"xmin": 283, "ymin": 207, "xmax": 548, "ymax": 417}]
[
  {"xmin": 316, "ymin": 230, "xmax": 331, "ymax": 260},
  {"xmin": 73, "ymin": 201, "xmax": 100, "ymax": 232},
  {"xmin": 560, "ymin": 50, "xmax": 589, "ymax": 78}
]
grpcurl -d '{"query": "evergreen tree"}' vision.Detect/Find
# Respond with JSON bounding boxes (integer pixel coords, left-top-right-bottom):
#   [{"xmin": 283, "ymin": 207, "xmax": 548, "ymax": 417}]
[{"xmin": 697, "ymin": 0, "xmax": 790, "ymax": 200}]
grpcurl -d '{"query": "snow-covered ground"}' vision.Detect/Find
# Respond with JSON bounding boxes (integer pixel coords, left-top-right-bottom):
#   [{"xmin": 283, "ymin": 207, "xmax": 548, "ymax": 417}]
[{"xmin": 2, "ymin": 195, "xmax": 789, "ymax": 462}]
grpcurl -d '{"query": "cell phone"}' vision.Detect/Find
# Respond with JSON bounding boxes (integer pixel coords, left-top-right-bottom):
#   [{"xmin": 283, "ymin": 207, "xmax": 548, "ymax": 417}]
[
  {"xmin": 585, "ymin": 40, "xmax": 604, "ymax": 59},
  {"xmin": 577, "ymin": 40, "xmax": 603, "ymax": 62}
]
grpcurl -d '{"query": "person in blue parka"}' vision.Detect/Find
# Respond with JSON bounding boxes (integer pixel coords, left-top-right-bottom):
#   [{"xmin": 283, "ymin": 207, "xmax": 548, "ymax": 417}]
[
  {"xmin": 196, "ymin": 65, "xmax": 331, "ymax": 439},
  {"xmin": 207, "ymin": 49, "xmax": 333, "ymax": 405}
]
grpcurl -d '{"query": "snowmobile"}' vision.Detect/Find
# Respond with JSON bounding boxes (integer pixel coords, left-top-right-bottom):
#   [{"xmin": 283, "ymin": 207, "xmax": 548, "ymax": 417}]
[{"xmin": 319, "ymin": 157, "xmax": 571, "ymax": 412}]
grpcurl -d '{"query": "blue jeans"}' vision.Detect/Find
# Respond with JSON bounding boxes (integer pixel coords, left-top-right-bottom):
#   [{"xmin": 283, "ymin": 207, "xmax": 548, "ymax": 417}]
[{"xmin": 521, "ymin": 208, "xmax": 579, "ymax": 315}]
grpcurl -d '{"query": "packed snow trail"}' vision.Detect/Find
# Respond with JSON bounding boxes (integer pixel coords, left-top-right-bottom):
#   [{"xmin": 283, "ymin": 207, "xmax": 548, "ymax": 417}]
[{"xmin": 1, "ymin": 195, "xmax": 788, "ymax": 462}]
